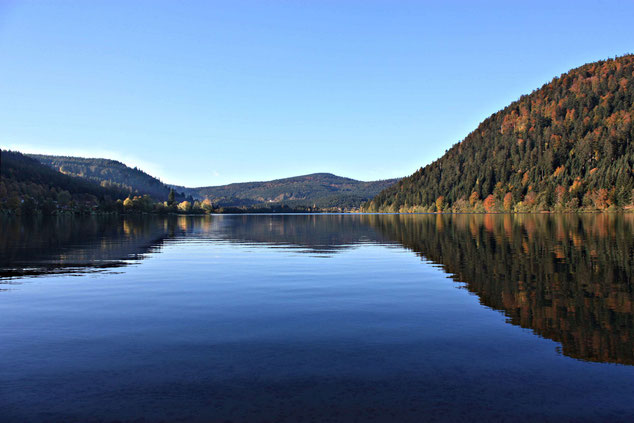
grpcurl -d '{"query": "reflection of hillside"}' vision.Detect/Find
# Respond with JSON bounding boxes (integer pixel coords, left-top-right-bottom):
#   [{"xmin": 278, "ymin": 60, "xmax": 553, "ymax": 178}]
[
  {"xmin": 4, "ymin": 213, "xmax": 633, "ymax": 366},
  {"xmin": 365, "ymin": 213, "xmax": 634, "ymax": 365},
  {"xmin": 0, "ymin": 215, "xmax": 389, "ymax": 281},
  {"xmin": 0, "ymin": 216, "xmax": 172, "ymax": 279},
  {"xmin": 172, "ymin": 214, "xmax": 391, "ymax": 252}
]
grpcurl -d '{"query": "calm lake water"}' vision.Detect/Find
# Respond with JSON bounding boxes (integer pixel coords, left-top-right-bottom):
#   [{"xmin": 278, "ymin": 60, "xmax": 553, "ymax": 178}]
[{"xmin": 1, "ymin": 214, "xmax": 633, "ymax": 422}]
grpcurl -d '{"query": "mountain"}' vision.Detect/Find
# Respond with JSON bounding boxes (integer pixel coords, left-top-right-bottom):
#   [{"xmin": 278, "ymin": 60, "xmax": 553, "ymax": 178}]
[
  {"xmin": 1, "ymin": 150, "xmax": 127, "ymax": 214},
  {"xmin": 29, "ymin": 154, "xmax": 398, "ymax": 210},
  {"xmin": 365, "ymin": 55, "xmax": 634, "ymax": 213},
  {"xmin": 179, "ymin": 173, "xmax": 400, "ymax": 209},
  {"xmin": 29, "ymin": 154, "xmax": 184, "ymax": 202}
]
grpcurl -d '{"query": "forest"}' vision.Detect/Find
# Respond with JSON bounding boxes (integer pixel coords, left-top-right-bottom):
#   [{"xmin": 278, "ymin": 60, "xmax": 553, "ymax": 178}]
[
  {"xmin": 0, "ymin": 151, "xmax": 205, "ymax": 215},
  {"xmin": 24, "ymin": 155, "xmax": 397, "ymax": 212},
  {"xmin": 364, "ymin": 55, "xmax": 634, "ymax": 213},
  {"xmin": 1, "ymin": 150, "xmax": 128, "ymax": 215},
  {"xmin": 180, "ymin": 173, "xmax": 399, "ymax": 209},
  {"xmin": 0, "ymin": 151, "xmax": 344, "ymax": 215},
  {"xmin": 30, "ymin": 154, "xmax": 185, "ymax": 202}
]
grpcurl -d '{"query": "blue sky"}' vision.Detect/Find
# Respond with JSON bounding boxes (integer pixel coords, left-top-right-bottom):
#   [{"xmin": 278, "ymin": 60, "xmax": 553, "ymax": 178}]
[{"xmin": 1, "ymin": 1, "xmax": 633, "ymax": 186}]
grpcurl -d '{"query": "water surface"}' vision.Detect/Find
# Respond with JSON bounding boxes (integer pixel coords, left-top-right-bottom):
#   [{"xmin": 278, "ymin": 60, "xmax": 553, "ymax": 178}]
[{"xmin": 1, "ymin": 214, "xmax": 633, "ymax": 422}]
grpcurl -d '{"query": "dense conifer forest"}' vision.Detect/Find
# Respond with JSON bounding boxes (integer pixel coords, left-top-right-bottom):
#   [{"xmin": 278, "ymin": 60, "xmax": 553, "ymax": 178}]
[
  {"xmin": 0, "ymin": 151, "xmax": 389, "ymax": 214},
  {"xmin": 9, "ymin": 154, "xmax": 397, "ymax": 212},
  {"xmin": 365, "ymin": 55, "xmax": 634, "ymax": 213},
  {"xmin": 0, "ymin": 151, "xmax": 206, "ymax": 215},
  {"xmin": 30, "ymin": 154, "xmax": 184, "ymax": 202},
  {"xmin": 179, "ymin": 173, "xmax": 399, "ymax": 209},
  {"xmin": 0, "ymin": 150, "xmax": 129, "ymax": 215}
]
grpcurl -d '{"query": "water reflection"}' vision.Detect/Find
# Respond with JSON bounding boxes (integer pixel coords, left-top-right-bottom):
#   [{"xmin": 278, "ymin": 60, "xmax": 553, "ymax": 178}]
[
  {"xmin": 0, "ymin": 215, "xmax": 171, "ymax": 279},
  {"xmin": 0, "ymin": 215, "xmax": 391, "ymax": 278},
  {"xmin": 366, "ymin": 213, "xmax": 634, "ymax": 365},
  {"xmin": 1, "ymin": 213, "xmax": 633, "ymax": 365},
  {"xmin": 174, "ymin": 214, "xmax": 392, "ymax": 251}
]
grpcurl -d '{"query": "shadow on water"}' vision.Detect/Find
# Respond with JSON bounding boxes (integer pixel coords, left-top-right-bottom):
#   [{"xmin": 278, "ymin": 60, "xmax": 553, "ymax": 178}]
[{"xmin": 1, "ymin": 213, "xmax": 633, "ymax": 365}]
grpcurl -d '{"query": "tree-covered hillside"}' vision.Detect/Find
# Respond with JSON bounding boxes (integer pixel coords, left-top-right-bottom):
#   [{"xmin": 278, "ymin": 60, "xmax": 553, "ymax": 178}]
[
  {"xmin": 181, "ymin": 173, "xmax": 400, "ymax": 209},
  {"xmin": 30, "ymin": 154, "xmax": 184, "ymax": 202},
  {"xmin": 1, "ymin": 150, "xmax": 127, "ymax": 214},
  {"xmin": 29, "ymin": 155, "xmax": 396, "ymax": 210},
  {"xmin": 365, "ymin": 55, "xmax": 634, "ymax": 213}
]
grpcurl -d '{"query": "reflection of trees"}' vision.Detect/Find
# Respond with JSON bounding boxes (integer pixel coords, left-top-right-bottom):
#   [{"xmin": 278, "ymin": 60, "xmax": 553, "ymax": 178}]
[
  {"xmin": 174, "ymin": 214, "xmax": 391, "ymax": 252},
  {"xmin": 0, "ymin": 215, "xmax": 389, "ymax": 280},
  {"xmin": 365, "ymin": 213, "xmax": 634, "ymax": 365},
  {"xmin": 0, "ymin": 215, "xmax": 172, "ymax": 278},
  {"xmin": 0, "ymin": 214, "xmax": 389, "ymax": 281},
  {"xmin": 4, "ymin": 213, "xmax": 633, "ymax": 366}
]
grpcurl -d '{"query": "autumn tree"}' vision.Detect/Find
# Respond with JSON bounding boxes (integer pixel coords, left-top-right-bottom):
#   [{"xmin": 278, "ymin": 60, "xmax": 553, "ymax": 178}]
[
  {"xmin": 503, "ymin": 192, "xmax": 513, "ymax": 212},
  {"xmin": 469, "ymin": 191, "xmax": 480, "ymax": 207},
  {"xmin": 436, "ymin": 196, "xmax": 445, "ymax": 212},
  {"xmin": 483, "ymin": 195, "xmax": 497, "ymax": 213},
  {"xmin": 123, "ymin": 197, "xmax": 134, "ymax": 209},
  {"xmin": 177, "ymin": 201, "xmax": 191, "ymax": 212},
  {"xmin": 201, "ymin": 198, "xmax": 214, "ymax": 213}
]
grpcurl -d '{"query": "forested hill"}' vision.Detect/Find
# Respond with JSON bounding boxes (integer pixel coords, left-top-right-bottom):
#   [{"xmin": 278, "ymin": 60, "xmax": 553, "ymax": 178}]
[
  {"xmin": 28, "ymin": 155, "xmax": 393, "ymax": 209},
  {"xmin": 1, "ymin": 150, "xmax": 127, "ymax": 214},
  {"xmin": 15, "ymin": 152, "xmax": 398, "ymax": 210},
  {"xmin": 365, "ymin": 55, "xmax": 634, "ymax": 213},
  {"xmin": 179, "ymin": 173, "xmax": 400, "ymax": 209},
  {"xmin": 30, "ymin": 154, "xmax": 184, "ymax": 202}
]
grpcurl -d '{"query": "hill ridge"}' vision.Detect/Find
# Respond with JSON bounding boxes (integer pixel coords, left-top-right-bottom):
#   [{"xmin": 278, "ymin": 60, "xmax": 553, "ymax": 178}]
[
  {"xmin": 179, "ymin": 173, "xmax": 400, "ymax": 209},
  {"xmin": 29, "ymin": 154, "xmax": 182, "ymax": 202},
  {"xmin": 365, "ymin": 54, "xmax": 634, "ymax": 212},
  {"xmin": 28, "ymin": 154, "xmax": 400, "ymax": 209}
]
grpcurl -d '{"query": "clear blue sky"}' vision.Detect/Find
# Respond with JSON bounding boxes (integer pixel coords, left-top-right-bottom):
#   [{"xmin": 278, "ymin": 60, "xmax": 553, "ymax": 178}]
[{"xmin": 1, "ymin": 1, "xmax": 633, "ymax": 186}]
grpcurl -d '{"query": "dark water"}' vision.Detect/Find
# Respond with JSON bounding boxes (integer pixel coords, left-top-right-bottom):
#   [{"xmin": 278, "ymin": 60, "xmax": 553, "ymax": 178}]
[{"xmin": 1, "ymin": 214, "xmax": 633, "ymax": 422}]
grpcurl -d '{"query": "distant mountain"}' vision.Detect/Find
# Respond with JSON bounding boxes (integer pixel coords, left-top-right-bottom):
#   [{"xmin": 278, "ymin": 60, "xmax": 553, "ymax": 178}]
[
  {"xmin": 1, "ymin": 150, "xmax": 127, "ymax": 214},
  {"xmin": 29, "ymin": 154, "xmax": 184, "ymax": 202},
  {"xmin": 179, "ymin": 173, "xmax": 400, "ymax": 209},
  {"xmin": 365, "ymin": 55, "xmax": 634, "ymax": 212},
  {"xmin": 28, "ymin": 155, "xmax": 395, "ymax": 209}
]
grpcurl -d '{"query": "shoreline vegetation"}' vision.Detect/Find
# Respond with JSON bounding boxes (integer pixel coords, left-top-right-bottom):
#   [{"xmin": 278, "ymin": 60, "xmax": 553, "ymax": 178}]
[
  {"xmin": 1, "ymin": 178, "xmax": 632, "ymax": 217},
  {"xmin": 1, "ymin": 199, "xmax": 632, "ymax": 217}
]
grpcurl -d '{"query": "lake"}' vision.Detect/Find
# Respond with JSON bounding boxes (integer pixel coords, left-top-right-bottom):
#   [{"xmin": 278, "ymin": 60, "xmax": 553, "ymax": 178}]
[{"xmin": 1, "ymin": 214, "xmax": 633, "ymax": 422}]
